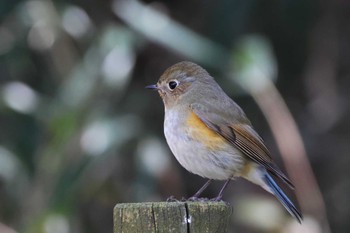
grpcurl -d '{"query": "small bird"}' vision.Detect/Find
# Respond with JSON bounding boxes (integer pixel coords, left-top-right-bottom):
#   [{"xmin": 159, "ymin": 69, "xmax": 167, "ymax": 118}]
[{"xmin": 146, "ymin": 61, "xmax": 302, "ymax": 223}]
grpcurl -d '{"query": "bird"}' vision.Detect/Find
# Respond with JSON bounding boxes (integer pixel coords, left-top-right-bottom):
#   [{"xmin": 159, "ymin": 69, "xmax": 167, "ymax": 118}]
[{"xmin": 146, "ymin": 61, "xmax": 302, "ymax": 223}]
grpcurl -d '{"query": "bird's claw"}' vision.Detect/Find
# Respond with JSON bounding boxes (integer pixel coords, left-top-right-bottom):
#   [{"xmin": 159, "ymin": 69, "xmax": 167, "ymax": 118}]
[
  {"xmin": 166, "ymin": 196, "xmax": 181, "ymax": 202},
  {"xmin": 210, "ymin": 195, "xmax": 223, "ymax": 202},
  {"xmin": 187, "ymin": 196, "xmax": 210, "ymax": 202}
]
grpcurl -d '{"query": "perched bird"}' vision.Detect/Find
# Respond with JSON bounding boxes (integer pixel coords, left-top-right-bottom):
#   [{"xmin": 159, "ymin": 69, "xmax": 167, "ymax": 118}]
[{"xmin": 146, "ymin": 61, "xmax": 302, "ymax": 223}]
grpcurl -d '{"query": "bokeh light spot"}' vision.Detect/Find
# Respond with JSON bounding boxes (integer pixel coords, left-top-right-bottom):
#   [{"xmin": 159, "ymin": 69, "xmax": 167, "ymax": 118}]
[
  {"xmin": 2, "ymin": 81, "xmax": 39, "ymax": 114},
  {"xmin": 0, "ymin": 146, "xmax": 18, "ymax": 182},
  {"xmin": 101, "ymin": 46, "xmax": 135, "ymax": 87},
  {"xmin": 44, "ymin": 214, "xmax": 69, "ymax": 233},
  {"xmin": 80, "ymin": 121, "xmax": 112, "ymax": 156},
  {"xmin": 62, "ymin": 6, "xmax": 92, "ymax": 39},
  {"xmin": 28, "ymin": 21, "xmax": 55, "ymax": 50},
  {"xmin": 137, "ymin": 137, "xmax": 170, "ymax": 177}
]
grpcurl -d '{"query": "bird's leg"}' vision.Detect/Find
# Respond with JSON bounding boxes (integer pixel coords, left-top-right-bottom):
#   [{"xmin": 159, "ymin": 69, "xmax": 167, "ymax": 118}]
[
  {"xmin": 187, "ymin": 179, "xmax": 212, "ymax": 201},
  {"xmin": 212, "ymin": 179, "xmax": 231, "ymax": 201}
]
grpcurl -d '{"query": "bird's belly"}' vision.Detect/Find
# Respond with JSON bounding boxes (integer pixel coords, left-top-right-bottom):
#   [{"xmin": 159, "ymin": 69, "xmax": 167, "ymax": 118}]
[{"xmin": 164, "ymin": 110, "xmax": 245, "ymax": 180}]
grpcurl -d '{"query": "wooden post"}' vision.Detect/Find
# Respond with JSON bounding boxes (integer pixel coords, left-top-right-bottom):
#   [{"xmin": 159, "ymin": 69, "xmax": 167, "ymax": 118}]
[{"xmin": 114, "ymin": 202, "xmax": 233, "ymax": 233}]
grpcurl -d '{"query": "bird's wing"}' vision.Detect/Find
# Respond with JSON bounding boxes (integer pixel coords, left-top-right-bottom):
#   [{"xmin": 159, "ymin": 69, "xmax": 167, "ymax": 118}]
[{"xmin": 190, "ymin": 103, "xmax": 294, "ymax": 189}]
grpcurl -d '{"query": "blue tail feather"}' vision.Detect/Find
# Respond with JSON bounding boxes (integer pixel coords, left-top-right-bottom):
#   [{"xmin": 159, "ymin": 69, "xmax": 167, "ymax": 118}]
[{"xmin": 264, "ymin": 173, "xmax": 303, "ymax": 223}]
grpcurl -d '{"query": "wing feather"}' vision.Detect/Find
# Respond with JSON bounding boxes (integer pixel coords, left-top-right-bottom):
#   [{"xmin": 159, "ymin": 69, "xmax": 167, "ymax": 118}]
[{"xmin": 190, "ymin": 103, "xmax": 294, "ymax": 189}]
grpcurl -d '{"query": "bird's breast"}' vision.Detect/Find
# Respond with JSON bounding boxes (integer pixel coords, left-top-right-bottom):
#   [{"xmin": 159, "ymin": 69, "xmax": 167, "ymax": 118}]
[
  {"xmin": 163, "ymin": 107, "xmax": 245, "ymax": 180},
  {"xmin": 164, "ymin": 108, "xmax": 225, "ymax": 150}
]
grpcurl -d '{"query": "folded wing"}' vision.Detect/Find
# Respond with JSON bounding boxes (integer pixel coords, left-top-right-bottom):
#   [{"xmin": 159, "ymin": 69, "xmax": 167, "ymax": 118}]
[{"xmin": 190, "ymin": 103, "xmax": 294, "ymax": 189}]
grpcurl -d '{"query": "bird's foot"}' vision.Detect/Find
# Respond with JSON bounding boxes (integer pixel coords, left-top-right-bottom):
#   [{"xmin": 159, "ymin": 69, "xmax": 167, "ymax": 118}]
[
  {"xmin": 166, "ymin": 196, "xmax": 181, "ymax": 202},
  {"xmin": 187, "ymin": 196, "xmax": 210, "ymax": 202},
  {"xmin": 210, "ymin": 195, "xmax": 223, "ymax": 202}
]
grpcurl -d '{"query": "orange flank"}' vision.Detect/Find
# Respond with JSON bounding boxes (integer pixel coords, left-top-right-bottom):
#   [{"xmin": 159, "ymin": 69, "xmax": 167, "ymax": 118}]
[
  {"xmin": 186, "ymin": 111, "xmax": 227, "ymax": 150},
  {"xmin": 240, "ymin": 162, "xmax": 254, "ymax": 177}
]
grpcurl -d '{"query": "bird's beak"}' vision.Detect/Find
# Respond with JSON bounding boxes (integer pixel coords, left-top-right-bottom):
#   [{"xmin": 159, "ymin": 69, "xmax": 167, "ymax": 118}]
[{"xmin": 145, "ymin": 84, "xmax": 158, "ymax": 90}]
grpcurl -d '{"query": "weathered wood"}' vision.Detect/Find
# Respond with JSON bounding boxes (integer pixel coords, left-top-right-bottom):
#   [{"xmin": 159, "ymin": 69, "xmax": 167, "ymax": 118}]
[
  {"xmin": 186, "ymin": 202, "xmax": 232, "ymax": 233},
  {"xmin": 114, "ymin": 202, "xmax": 233, "ymax": 233}
]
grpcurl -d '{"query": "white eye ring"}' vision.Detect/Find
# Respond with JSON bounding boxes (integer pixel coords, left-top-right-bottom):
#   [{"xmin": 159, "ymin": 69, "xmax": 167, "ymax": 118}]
[{"xmin": 168, "ymin": 80, "xmax": 179, "ymax": 90}]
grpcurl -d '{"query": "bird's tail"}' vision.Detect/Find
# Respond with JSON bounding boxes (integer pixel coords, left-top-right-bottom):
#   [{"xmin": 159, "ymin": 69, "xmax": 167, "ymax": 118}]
[{"xmin": 264, "ymin": 173, "xmax": 303, "ymax": 223}]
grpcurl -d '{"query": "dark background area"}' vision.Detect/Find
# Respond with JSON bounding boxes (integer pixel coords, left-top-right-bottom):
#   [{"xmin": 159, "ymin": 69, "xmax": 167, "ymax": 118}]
[{"xmin": 0, "ymin": 0, "xmax": 348, "ymax": 232}]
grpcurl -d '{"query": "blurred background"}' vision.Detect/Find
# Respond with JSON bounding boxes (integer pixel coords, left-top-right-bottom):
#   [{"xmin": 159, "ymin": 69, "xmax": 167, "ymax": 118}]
[{"xmin": 0, "ymin": 0, "xmax": 349, "ymax": 232}]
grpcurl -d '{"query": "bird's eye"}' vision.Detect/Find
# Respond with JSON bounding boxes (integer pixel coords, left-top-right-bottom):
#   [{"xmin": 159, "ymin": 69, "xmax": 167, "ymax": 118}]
[{"xmin": 168, "ymin": 80, "xmax": 178, "ymax": 90}]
